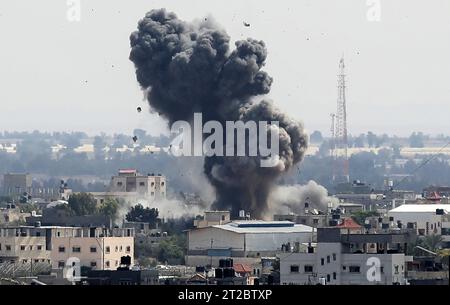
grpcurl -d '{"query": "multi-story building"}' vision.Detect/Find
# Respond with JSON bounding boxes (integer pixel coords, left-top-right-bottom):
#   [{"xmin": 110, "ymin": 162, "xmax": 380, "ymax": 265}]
[
  {"xmin": 0, "ymin": 226, "xmax": 51, "ymax": 265},
  {"xmin": 109, "ymin": 169, "xmax": 166, "ymax": 199},
  {"xmin": 0, "ymin": 225, "xmax": 134, "ymax": 271},
  {"xmin": 90, "ymin": 169, "xmax": 166, "ymax": 205},
  {"xmin": 279, "ymin": 227, "xmax": 416, "ymax": 285},
  {"xmin": 2, "ymin": 173, "xmax": 32, "ymax": 198}
]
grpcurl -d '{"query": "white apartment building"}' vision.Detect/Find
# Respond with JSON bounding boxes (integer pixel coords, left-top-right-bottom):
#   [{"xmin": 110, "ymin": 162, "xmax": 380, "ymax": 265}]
[
  {"xmin": 279, "ymin": 227, "xmax": 414, "ymax": 285},
  {"xmin": 388, "ymin": 204, "xmax": 450, "ymax": 236}
]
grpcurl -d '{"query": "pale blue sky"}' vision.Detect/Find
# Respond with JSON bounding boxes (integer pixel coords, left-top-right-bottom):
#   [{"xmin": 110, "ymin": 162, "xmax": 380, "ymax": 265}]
[{"xmin": 1, "ymin": 0, "xmax": 449, "ymax": 136}]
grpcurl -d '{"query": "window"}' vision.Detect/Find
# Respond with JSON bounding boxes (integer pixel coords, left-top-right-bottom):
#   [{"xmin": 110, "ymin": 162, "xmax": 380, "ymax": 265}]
[
  {"xmin": 116, "ymin": 260, "xmax": 119, "ymax": 266},
  {"xmin": 327, "ymin": 274, "xmax": 331, "ymax": 282},
  {"xmin": 106, "ymin": 261, "xmax": 110, "ymax": 268},
  {"xmin": 151, "ymin": 192, "xmax": 155, "ymax": 196},
  {"xmin": 58, "ymin": 246, "xmax": 65, "ymax": 253},
  {"xmin": 290, "ymin": 265, "xmax": 300, "ymax": 273},
  {"xmin": 6, "ymin": 245, "xmax": 11, "ymax": 251},
  {"xmin": 304, "ymin": 265, "xmax": 313, "ymax": 273},
  {"xmin": 29, "ymin": 246, "xmax": 33, "ymax": 251},
  {"xmin": 126, "ymin": 246, "xmax": 131, "ymax": 253},
  {"xmin": 20, "ymin": 245, "xmax": 26, "ymax": 251},
  {"xmin": 380, "ymin": 266, "xmax": 384, "ymax": 274},
  {"xmin": 349, "ymin": 266, "xmax": 360, "ymax": 273},
  {"xmin": 313, "ymin": 219, "xmax": 319, "ymax": 224},
  {"xmin": 139, "ymin": 182, "xmax": 145, "ymax": 186},
  {"xmin": 106, "ymin": 246, "xmax": 110, "ymax": 253},
  {"xmin": 90, "ymin": 247, "xmax": 97, "ymax": 253},
  {"xmin": 34, "ymin": 259, "xmax": 39, "ymax": 263},
  {"xmin": 151, "ymin": 182, "xmax": 155, "ymax": 187},
  {"xmin": 72, "ymin": 246, "xmax": 81, "ymax": 253},
  {"xmin": 327, "ymin": 256, "xmax": 330, "ymax": 263},
  {"xmin": 333, "ymin": 253, "xmax": 336, "ymax": 261},
  {"xmin": 321, "ymin": 258, "xmax": 324, "ymax": 266},
  {"xmin": 115, "ymin": 246, "xmax": 118, "ymax": 252},
  {"xmin": 120, "ymin": 246, "xmax": 123, "ymax": 251},
  {"xmin": 342, "ymin": 265, "xmax": 346, "ymax": 271},
  {"xmin": 35, "ymin": 232, "xmax": 41, "ymax": 237},
  {"xmin": 22, "ymin": 259, "xmax": 28, "ymax": 264},
  {"xmin": 333, "ymin": 272, "xmax": 337, "ymax": 280},
  {"xmin": 161, "ymin": 182, "xmax": 165, "ymax": 186},
  {"xmin": 394, "ymin": 265, "xmax": 399, "ymax": 274},
  {"xmin": 90, "ymin": 261, "xmax": 97, "ymax": 267},
  {"xmin": 58, "ymin": 261, "xmax": 65, "ymax": 268},
  {"xmin": 117, "ymin": 182, "xmax": 123, "ymax": 186},
  {"xmin": 37, "ymin": 245, "xmax": 42, "ymax": 250}
]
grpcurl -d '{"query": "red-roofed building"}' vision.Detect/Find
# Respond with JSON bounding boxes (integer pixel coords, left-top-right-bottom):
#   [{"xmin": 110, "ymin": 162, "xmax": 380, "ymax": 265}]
[
  {"xmin": 233, "ymin": 263, "xmax": 252, "ymax": 276},
  {"xmin": 337, "ymin": 217, "xmax": 363, "ymax": 233}
]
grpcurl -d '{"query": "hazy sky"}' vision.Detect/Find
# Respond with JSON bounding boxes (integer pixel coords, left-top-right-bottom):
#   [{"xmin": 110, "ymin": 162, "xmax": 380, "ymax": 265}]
[{"xmin": 1, "ymin": 0, "xmax": 449, "ymax": 137}]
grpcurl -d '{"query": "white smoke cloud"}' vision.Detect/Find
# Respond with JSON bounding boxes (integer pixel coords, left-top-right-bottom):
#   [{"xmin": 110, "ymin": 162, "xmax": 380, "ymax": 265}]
[{"xmin": 268, "ymin": 180, "xmax": 339, "ymax": 217}]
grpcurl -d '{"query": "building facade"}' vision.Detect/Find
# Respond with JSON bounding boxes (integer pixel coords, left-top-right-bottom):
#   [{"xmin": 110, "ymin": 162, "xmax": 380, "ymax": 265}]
[
  {"xmin": 0, "ymin": 225, "xmax": 134, "ymax": 271},
  {"xmin": 186, "ymin": 221, "xmax": 314, "ymax": 268},
  {"xmin": 2, "ymin": 173, "xmax": 32, "ymax": 197},
  {"xmin": 279, "ymin": 227, "xmax": 415, "ymax": 285},
  {"xmin": 109, "ymin": 169, "xmax": 166, "ymax": 199}
]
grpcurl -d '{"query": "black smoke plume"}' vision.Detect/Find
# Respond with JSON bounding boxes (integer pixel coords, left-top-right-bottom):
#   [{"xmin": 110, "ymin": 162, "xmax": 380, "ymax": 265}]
[{"xmin": 130, "ymin": 9, "xmax": 308, "ymax": 218}]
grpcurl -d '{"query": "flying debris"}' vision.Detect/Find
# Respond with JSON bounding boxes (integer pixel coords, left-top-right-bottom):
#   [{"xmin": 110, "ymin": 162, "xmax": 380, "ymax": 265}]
[
  {"xmin": 137, "ymin": 107, "xmax": 142, "ymax": 113},
  {"xmin": 243, "ymin": 21, "xmax": 250, "ymax": 27},
  {"xmin": 129, "ymin": 9, "xmax": 308, "ymax": 218},
  {"xmin": 132, "ymin": 136, "xmax": 138, "ymax": 143}
]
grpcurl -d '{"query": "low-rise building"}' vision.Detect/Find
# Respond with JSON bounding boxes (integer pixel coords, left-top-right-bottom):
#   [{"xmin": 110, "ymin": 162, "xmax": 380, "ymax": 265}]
[
  {"xmin": 193, "ymin": 211, "xmax": 231, "ymax": 228},
  {"xmin": 388, "ymin": 204, "xmax": 450, "ymax": 236},
  {"xmin": 186, "ymin": 220, "xmax": 314, "ymax": 269}
]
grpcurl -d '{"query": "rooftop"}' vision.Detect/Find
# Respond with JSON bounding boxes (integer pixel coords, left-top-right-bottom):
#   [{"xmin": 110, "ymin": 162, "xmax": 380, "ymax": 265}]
[
  {"xmin": 389, "ymin": 204, "xmax": 450, "ymax": 213},
  {"xmin": 213, "ymin": 221, "xmax": 313, "ymax": 234}
]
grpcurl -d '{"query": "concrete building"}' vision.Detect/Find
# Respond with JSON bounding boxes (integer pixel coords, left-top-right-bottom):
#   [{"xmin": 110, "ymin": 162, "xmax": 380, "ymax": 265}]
[
  {"xmin": 193, "ymin": 211, "xmax": 231, "ymax": 228},
  {"xmin": 90, "ymin": 169, "xmax": 167, "ymax": 206},
  {"xmin": 0, "ymin": 226, "xmax": 51, "ymax": 265},
  {"xmin": 50, "ymin": 226, "xmax": 134, "ymax": 271},
  {"xmin": 186, "ymin": 220, "xmax": 314, "ymax": 269},
  {"xmin": 2, "ymin": 173, "xmax": 32, "ymax": 198},
  {"xmin": 1, "ymin": 204, "xmax": 31, "ymax": 226},
  {"xmin": 0, "ymin": 225, "xmax": 134, "ymax": 271},
  {"xmin": 274, "ymin": 213, "xmax": 329, "ymax": 228},
  {"xmin": 109, "ymin": 169, "xmax": 166, "ymax": 199},
  {"xmin": 279, "ymin": 227, "xmax": 415, "ymax": 285},
  {"xmin": 388, "ymin": 204, "xmax": 450, "ymax": 237}
]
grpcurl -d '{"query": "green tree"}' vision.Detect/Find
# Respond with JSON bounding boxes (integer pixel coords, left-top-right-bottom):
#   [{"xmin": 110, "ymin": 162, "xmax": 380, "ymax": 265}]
[
  {"xmin": 68, "ymin": 192, "xmax": 98, "ymax": 216},
  {"xmin": 126, "ymin": 204, "xmax": 159, "ymax": 227},
  {"xmin": 157, "ymin": 235, "xmax": 185, "ymax": 263},
  {"xmin": 409, "ymin": 132, "xmax": 425, "ymax": 148},
  {"xmin": 99, "ymin": 198, "xmax": 119, "ymax": 218},
  {"xmin": 351, "ymin": 210, "xmax": 380, "ymax": 225},
  {"xmin": 310, "ymin": 131, "xmax": 323, "ymax": 143}
]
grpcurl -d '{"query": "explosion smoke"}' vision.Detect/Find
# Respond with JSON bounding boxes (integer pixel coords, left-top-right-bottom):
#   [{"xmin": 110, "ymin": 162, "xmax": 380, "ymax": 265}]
[
  {"xmin": 269, "ymin": 181, "xmax": 339, "ymax": 215},
  {"xmin": 130, "ymin": 9, "xmax": 308, "ymax": 218}
]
